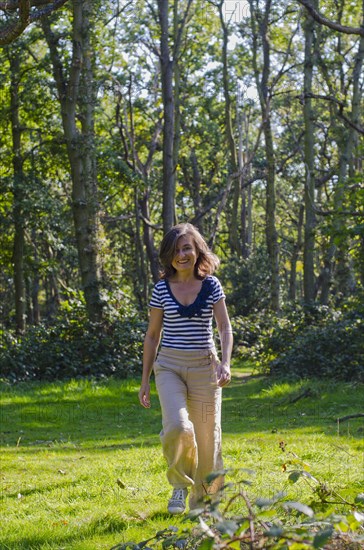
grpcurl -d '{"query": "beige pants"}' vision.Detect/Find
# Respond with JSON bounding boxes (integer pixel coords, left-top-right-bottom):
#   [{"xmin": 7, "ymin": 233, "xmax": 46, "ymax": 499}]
[{"xmin": 154, "ymin": 347, "xmax": 223, "ymax": 507}]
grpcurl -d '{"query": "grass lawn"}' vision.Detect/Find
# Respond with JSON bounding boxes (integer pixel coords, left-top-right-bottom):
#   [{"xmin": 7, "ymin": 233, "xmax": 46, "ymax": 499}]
[{"xmin": 1, "ymin": 365, "xmax": 363, "ymax": 549}]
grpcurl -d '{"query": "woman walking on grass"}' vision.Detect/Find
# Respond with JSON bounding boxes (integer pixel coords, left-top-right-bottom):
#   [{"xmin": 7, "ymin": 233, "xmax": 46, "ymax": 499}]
[{"xmin": 138, "ymin": 223, "xmax": 233, "ymax": 515}]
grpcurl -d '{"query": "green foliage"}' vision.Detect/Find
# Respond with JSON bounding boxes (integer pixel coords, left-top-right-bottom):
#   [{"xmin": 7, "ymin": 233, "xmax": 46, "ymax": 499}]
[
  {"xmin": 0, "ymin": 298, "xmax": 146, "ymax": 382},
  {"xmin": 113, "ymin": 462, "xmax": 364, "ymax": 549},
  {"xmin": 232, "ymin": 293, "xmax": 364, "ymax": 381},
  {"xmin": 220, "ymin": 248, "xmax": 271, "ymax": 316},
  {"xmin": 270, "ymin": 316, "xmax": 364, "ymax": 382}
]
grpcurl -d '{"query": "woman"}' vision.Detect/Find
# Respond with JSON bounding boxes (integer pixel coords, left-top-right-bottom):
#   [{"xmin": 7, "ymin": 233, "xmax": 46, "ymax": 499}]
[{"xmin": 138, "ymin": 223, "xmax": 233, "ymax": 515}]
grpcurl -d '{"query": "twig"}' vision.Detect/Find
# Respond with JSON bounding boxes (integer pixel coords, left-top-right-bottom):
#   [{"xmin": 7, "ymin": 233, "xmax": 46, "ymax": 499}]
[
  {"xmin": 337, "ymin": 413, "xmax": 364, "ymax": 422},
  {"xmin": 288, "ymin": 388, "xmax": 314, "ymax": 404}
]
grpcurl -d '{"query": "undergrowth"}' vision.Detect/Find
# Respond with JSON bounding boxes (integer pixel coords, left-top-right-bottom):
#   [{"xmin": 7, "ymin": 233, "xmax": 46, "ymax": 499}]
[{"xmin": 113, "ymin": 449, "xmax": 364, "ymax": 550}]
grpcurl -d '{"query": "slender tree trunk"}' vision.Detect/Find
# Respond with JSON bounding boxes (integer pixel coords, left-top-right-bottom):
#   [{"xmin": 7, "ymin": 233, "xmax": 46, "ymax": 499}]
[
  {"xmin": 332, "ymin": 29, "xmax": 364, "ymax": 296},
  {"xmin": 9, "ymin": 52, "xmax": 26, "ymax": 333},
  {"xmin": 359, "ymin": 236, "xmax": 364, "ymax": 288},
  {"xmin": 289, "ymin": 204, "xmax": 304, "ymax": 301},
  {"xmin": 246, "ymin": 114, "xmax": 253, "ymax": 254},
  {"xmin": 217, "ymin": 1, "xmax": 239, "ymax": 254},
  {"xmin": 264, "ymin": 118, "xmax": 279, "ymax": 310},
  {"xmin": 139, "ymin": 187, "xmax": 160, "ymax": 283},
  {"xmin": 303, "ymin": 0, "xmax": 316, "ymax": 305},
  {"xmin": 250, "ymin": 0, "xmax": 280, "ymax": 311},
  {"xmin": 239, "ymin": 110, "xmax": 253, "ymax": 259},
  {"xmin": 157, "ymin": 0, "xmax": 193, "ymax": 233},
  {"xmin": 314, "ymin": 7, "xmax": 364, "ymax": 301},
  {"xmin": 31, "ymin": 228, "xmax": 40, "ymax": 324},
  {"xmin": 42, "ymin": 0, "xmax": 103, "ymax": 322},
  {"xmin": 76, "ymin": 0, "xmax": 103, "ymax": 319},
  {"xmin": 116, "ymin": 79, "xmax": 161, "ymax": 285},
  {"xmin": 158, "ymin": 0, "xmax": 175, "ymax": 233},
  {"xmin": 134, "ymin": 190, "xmax": 148, "ymax": 307},
  {"xmin": 172, "ymin": 1, "xmax": 182, "ymax": 216},
  {"xmin": 187, "ymin": 149, "xmax": 203, "ymax": 232}
]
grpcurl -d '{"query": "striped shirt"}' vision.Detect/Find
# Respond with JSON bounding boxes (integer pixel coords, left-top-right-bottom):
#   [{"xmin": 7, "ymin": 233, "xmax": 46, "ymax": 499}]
[{"xmin": 149, "ymin": 275, "xmax": 225, "ymax": 350}]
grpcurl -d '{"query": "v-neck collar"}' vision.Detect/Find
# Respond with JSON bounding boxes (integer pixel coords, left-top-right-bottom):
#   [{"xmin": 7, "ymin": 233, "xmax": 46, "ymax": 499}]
[
  {"xmin": 165, "ymin": 278, "xmax": 205, "ymax": 307},
  {"xmin": 163, "ymin": 277, "xmax": 214, "ymax": 319}
]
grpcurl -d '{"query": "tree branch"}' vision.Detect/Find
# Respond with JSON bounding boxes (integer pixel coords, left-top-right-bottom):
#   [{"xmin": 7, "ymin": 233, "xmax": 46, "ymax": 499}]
[
  {"xmin": 297, "ymin": 93, "xmax": 364, "ymax": 135},
  {"xmin": 0, "ymin": 0, "xmax": 68, "ymax": 45},
  {"xmin": 296, "ymin": 0, "xmax": 364, "ymax": 36},
  {"xmin": 1, "ymin": 0, "xmax": 58, "ymax": 8},
  {"xmin": 337, "ymin": 413, "xmax": 364, "ymax": 422}
]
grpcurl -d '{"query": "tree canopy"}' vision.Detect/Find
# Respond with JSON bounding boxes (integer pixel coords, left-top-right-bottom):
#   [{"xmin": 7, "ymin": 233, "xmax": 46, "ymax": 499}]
[{"xmin": 0, "ymin": 0, "xmax": 363, "ymax": 344}]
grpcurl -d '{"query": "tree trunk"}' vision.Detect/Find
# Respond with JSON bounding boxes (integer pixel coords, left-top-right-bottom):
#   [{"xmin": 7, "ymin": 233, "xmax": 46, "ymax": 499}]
[
  {"xmin": 239, "ymin": 110, "xmax": 252, "ymax": 259},
  {"xmin": 332, "ymin": 30, "xmax": 364, "ymax": 296},
  {"xmin": 158, "ymin": 0, "xmax": 175, "ymax": 233},
  {"xmin": 9, "ymin": 51, "xmax": 26, "ymax": 333},
  {"xmin": 250, "ymin": 0, "xmax": 280, "ymax": 311},
  {"xmin": 217, "ymin": 1, "xmax": 239, "ymax": 254},
  {"xmin": 303, "ymin": 0, "xmax": 317, "ymax": 305},
  {"xmin": 139, "ymin": 187, "xmax": 160, "ymax": 283},
  {"xmin": 134, "ymin": 190, "xmax": 148, "ymax": 308},
  {"xmin": 31, "ymin": 228, "xmax": 40, "ymax": 324},
  {"xmin": 289, "ymin": 204, "xmax": 304, "ymax": 301},
  {"xmin": 42, "ymin": 0, "xmax": 103, "ymax": 322},
  {"xmin": 172, "ymin": 1, "xmax": 182, "ymax": 220},
  {"xmin": 264, "ymin": 117, "xmax": 280, "ymax": 311},
  {"xmin": 189, "ymin": 149, "xmax": 203, "ymax": 231}
]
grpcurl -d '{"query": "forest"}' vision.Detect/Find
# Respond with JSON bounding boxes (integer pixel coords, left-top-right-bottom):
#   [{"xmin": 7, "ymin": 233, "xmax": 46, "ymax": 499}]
[{"xmin": 0, "ymin": 0, "xmax": 363, "ymax": 382}]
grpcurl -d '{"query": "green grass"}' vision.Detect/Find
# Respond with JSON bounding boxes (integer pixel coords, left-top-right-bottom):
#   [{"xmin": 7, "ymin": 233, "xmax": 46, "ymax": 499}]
[{"xmin": 1, "ymin": 366, "xmax": 363, "ymax": 549}]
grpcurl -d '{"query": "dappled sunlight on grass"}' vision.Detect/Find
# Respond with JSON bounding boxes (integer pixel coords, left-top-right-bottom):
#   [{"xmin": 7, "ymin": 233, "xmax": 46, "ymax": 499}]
[
  {"xmin": 223, "ymin": 366, "xmax": 364, "ymax": 439},
  {"xmin": 1, "ymin": 372, "xmax": 363, "ymax": 549},
  {"xmin": 0, "ymin": 378, "xmax": 161, "ymax": 450}
]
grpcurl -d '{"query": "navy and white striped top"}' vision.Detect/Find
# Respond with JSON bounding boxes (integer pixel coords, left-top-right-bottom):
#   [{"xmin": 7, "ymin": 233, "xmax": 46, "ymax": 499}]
[{"xmin": 149, "ymin": 275, "xmax": 225, "ymax": 350}]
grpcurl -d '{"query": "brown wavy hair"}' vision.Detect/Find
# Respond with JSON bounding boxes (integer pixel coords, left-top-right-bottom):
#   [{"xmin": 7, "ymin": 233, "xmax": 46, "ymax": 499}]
[{"xmin": 159, "ymin": 223, "xmax": 220, "ymax": 280}]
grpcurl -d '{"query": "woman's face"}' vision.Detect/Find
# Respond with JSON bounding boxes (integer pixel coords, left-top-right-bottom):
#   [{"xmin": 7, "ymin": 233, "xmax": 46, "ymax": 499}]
[{"xmin": 171, "ymin": 234, "xmax": 198, "ymax": 275}]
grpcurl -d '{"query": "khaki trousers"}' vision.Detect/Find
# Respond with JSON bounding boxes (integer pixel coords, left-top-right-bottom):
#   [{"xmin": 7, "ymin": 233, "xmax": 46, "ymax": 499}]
[{"xmin": 154, "ymin": 347, "xmax": 223, "ymax": 507}]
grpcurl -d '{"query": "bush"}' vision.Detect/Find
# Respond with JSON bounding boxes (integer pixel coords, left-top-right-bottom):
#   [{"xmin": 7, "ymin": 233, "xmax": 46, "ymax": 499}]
[
  {"xmin": 270, "ymin": 317, "xmax": 364, "ymax": 381},
  {"xmin": 0, "ymin": 306, "xmax": 147, "ymax": 383},
  {"xmin": 232, "ymin": 293, "xmax": 364, "ymax": 381},
  {"xmin": 220, "ymin": 248, "xmax": 270, "ymax": 316}
]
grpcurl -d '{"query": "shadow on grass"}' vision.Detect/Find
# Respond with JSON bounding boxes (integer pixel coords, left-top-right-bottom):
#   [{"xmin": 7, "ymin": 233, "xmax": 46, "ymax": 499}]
[
  {"xmin": 223, "ymin": 373, "xmax": 364, "ymax": 438},
  {"xmin": 0, "ymin": 380, "xmax": 162, "ymax": 448},
  {"xmin": 1, "ymin": 373, "xmax": 363, "ymax": 550},
  {"xmin": 1, "ymin": 372, "xmax": 364, "ymax": 450},
  {"xmin": 4, "ymin": 515, "xmax": 131, "ymax": 550}
]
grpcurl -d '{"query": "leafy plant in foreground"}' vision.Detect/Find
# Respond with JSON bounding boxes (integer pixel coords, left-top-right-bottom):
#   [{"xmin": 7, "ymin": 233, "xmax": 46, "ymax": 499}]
[{"xmin": 110, "ymin": 448, "xmax": 364, "ymax": 549}]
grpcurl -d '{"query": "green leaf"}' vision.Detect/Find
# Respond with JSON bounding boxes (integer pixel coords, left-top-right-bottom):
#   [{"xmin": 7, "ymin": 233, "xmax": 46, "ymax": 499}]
[
  {"xmin": 197, "ymin": 539, "xmax": 214, "ymax": 550},
  {"xmin": 257, "ymin": 509, "xmax": 277, "ymax": 520},
  {"xmin": 288, "ymin": 471, "xmax": 302, "ymax": 483},
  {"xmin": 227, "ymin": 542, "xmax": 241, "ymax": 550},
  {"xmin": 256, "ymin": 491, "xmax": 286, "ymax": 508},
  {"xmin": 215, "ymin": 520, "xmax": 239, "ymax": 536},
  {"xmin": 256, "ymin": 497, "xmax": 274, "ymax": 507},
  {"xmin": 199, "ymin": 517, "xmax": 215, "ymax": 538},
  {"xmin": 265, "ymin": 525, "xmax": 284, "ymax": 537},
  {"xmin": 205, "ymin": 469, "xmax": 228, "ymax": 483},
  {"xmin": 235, "ymin": 519, "xmax": 250, "ymax": 535},
  {"xmin": 284, "ymin": 501, "xmax": 314, "ymax": 517},
  {"xmin": 313, "ymin": 527, "xmax": 333, "ymax": 548}
]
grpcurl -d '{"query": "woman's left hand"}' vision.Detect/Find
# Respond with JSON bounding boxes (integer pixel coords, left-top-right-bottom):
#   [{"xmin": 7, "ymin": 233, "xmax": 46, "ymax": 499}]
[{"xmin": 217, "ymin": 363, "xmax": 231, "ymax": 387}]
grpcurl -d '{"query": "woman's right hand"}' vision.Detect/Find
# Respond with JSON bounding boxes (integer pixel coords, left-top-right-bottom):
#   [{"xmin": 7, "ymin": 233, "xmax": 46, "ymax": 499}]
[{"xmin": 138, "ymin": 382, "xmax": 151, "ymax": 408}]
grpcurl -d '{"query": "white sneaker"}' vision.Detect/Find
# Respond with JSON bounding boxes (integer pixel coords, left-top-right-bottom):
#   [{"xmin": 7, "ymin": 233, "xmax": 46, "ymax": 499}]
[{"xmin": 167, "ymin": 488, "xmax": 188, "ymax": 514}]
